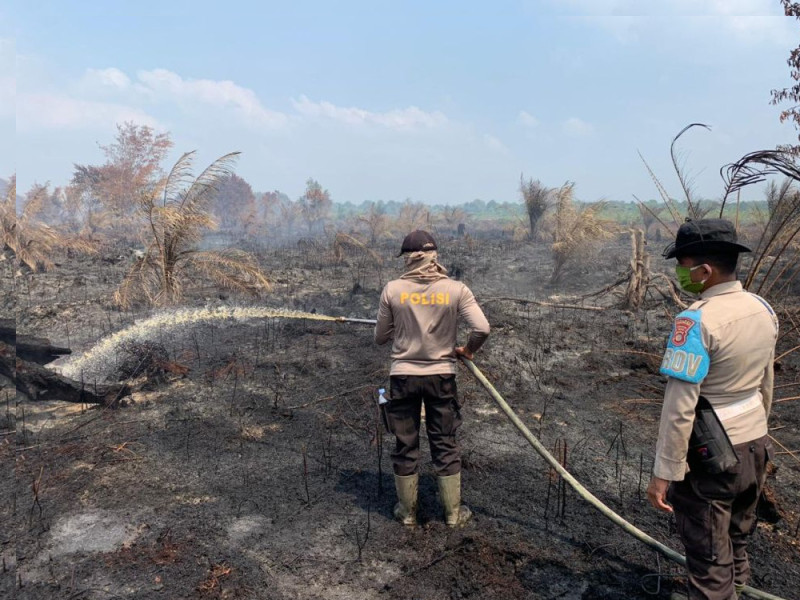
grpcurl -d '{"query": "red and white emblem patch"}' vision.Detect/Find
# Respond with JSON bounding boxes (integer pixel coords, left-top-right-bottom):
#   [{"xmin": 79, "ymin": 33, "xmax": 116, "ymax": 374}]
[{"xmin": 671, "ymin": 317, "xmax": 695, "ymax": 347}]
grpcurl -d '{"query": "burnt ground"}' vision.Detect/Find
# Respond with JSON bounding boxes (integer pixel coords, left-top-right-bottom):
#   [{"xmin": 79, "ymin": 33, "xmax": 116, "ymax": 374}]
[{"xmin": 3, "ymin": 235, "xmax": 800, "ymax": 600}]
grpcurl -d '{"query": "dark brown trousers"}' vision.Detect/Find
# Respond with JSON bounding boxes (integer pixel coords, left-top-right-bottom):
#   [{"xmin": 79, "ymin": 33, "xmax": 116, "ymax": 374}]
[
  {"xmin": 667, "ymin": 435, "xmax": 771, "ymax": 600},
  {"xmin": 385, "ymin": 374, "xmax": 462, "ymax": 477}
]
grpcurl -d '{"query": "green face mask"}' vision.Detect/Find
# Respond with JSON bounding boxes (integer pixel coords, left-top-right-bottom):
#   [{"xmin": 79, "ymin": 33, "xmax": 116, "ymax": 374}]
[{"xmin": 675, "ymin": 265, "xmax": 707, "ymax": 293}]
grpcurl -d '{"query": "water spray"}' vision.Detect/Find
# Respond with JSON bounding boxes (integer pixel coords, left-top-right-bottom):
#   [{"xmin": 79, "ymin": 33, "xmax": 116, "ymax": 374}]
[{"xmin": 60, "ymin": 306, "xmax": 377, "ymax": 380}]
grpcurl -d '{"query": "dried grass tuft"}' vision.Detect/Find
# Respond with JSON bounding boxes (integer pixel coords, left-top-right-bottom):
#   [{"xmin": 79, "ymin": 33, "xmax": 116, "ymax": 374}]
[{"xmin": 549, "ymin": 183, "xmax": 614, "ymax": 284}]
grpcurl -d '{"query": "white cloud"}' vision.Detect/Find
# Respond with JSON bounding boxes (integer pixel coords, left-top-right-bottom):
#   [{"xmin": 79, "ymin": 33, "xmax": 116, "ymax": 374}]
[
  {"xmin": 135, "ymin": 69, "xmax": 288, "ymax": 128},
  {"xmin": 76, "ymin": 69, "xmax": 447, "ymax": 132},
  {"xmin": 563, "ymin": 117, "xmax": 594, "ymax": 136},
  {"xmin": 518, "ymin": 110, "xmax": 540, "ymax": 128},
  {"xmin": 15, "ymin": 63, "xmax": 512, "ymax": 202},
  {"xmin": 483, "ymin": 134, "xmax": 510, "ymax": 154},
  {"xmin": 20, "ymin": 65, "xmax": 454, "ymax": 138},
  {"xmin": 291, "ymin": 95, "xmax": 448, "ymax": 131},
  {"xmin": 17, "ymin": 94, "xmax": 160, "ymax": 132},
  {"xmin": 82, "ymin": 67, "xmax": 131, "ymax": 91}
]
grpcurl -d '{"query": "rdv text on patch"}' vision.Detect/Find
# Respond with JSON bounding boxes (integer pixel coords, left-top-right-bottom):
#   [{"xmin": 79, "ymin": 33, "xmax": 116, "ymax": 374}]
[{"xmin": 659, "ymin": 309, "xmax": 710, "ymax": 384}]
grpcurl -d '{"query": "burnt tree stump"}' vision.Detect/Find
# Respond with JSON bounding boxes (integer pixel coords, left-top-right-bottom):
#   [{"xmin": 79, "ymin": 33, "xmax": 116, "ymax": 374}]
[
  {"xmin": 0, "ymin": 319, "xmax": 130, "ymax": 406},
  {"xmin": 1, "ymin": 318, "xmax": 71, "ymax": 364}
]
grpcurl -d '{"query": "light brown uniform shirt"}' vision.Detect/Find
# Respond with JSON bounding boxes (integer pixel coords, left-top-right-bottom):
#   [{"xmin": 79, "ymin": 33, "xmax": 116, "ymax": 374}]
[
  {"xmin": 654, "ymin": 281, "xmax": 778, "ymax": 481},
  {"xmin": 374, "ymin": 277, "xmax": 490, "ymax": 376}
]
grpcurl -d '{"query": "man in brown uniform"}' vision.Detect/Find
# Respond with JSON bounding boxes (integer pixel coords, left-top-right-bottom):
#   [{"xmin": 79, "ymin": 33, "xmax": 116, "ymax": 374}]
[
  {"xmin": 646, "ymin": 219, "xmax": 778, "ymax": 600},
  {"xmin": 375, "ymin": 230, "xmax": 490, "ymax": 527}
]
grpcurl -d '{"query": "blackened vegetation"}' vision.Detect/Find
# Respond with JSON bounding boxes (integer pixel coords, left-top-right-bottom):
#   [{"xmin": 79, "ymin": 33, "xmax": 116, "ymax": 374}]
[
  {"xmin": 6, "ymin": 237, "xmax": 800, "ymax": 600},
  {"xmin": 0, "ymin": 318, "xmax": 128, "ymax": 406},
  {"xmin": 720, "ymin": 150, "xmax": 800, "ymax": 210},
  {"xmin": 115, "ymin": 340, "xmax": 172, "ymax": 384}
]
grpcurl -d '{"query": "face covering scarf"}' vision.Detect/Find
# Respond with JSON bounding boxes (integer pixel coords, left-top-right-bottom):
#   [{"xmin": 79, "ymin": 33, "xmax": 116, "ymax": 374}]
[
  {"xmin": 400, "ymin": 250, "xmax": 449, "ymax": 282},
  {"xmin": 675, "ymin": 264, "xmax": 707, "ymax": 293}
]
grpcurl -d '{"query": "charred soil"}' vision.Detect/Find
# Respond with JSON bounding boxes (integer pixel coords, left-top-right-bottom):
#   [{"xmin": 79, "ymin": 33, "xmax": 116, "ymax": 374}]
[{"xmin": 4, "ymin": 236, "xmax": 800, "ymax": 600}]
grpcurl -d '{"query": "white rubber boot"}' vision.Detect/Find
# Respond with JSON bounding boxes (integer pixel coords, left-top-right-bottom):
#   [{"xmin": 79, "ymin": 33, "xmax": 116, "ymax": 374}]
[
  {"xmin": 437, "ymin": 472, "xmax": 472, "ymax": 527},
  {"xmin": 393, "ymin": 474, "xmax": 418, "ymax": 526}
]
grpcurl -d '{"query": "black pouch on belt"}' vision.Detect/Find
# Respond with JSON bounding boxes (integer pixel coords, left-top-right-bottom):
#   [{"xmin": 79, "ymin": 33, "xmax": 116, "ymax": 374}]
[
  {"xmin": 688, "ymin": 395, "xmax": 740, "ymax": 475},
  {"xmin": 380, "ymin": 403, "xmax": 391, "ymax": 434}
]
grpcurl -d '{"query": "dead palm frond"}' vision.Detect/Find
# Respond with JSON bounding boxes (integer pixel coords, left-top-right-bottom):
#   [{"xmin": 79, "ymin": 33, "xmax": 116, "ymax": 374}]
[
  {"xmin": 719, "ymin": 149, "xmax": 800, "ymax": 215},
  {"xmin": 670, "ymin": 123, "xmax": 711, "ymax": 218},
  {"xmin": 743, "ymin": 181, "xmax": 800, "ymax": 297},
  {"xmin": 636, "ymin": 123, "xmax": 714, "ymax": 233},
  {"xmin": 639, "ymin": 134, "xmax": 800, "ymax": 297},
  {"xmin": 332, "ymin": 232, "xmax": 383, "ymax": 265},
  {"xmin": 637, "ymin": 151, "xmax": 682, "ymax": 229},
  {"xmin": 638, "ymin": 133, "xmax": 800, "ymax": 359},
  {"xmin": 115, "ymin": 152, "xmax": 271, "ymax": 308},
  {"xmin": 1, "ymin": 176, "xmax": 97, "ymax": 272},
  {"xmin": 188, "ymin": 249, "xmax": 271, "ymax": 295},
  {"xmin": 763, "ymin": 179, "xmax": 798, "ymax": 244},
  {"xmin": 2, "ymin": 177, "xmax": 55, "ymax": 271}
]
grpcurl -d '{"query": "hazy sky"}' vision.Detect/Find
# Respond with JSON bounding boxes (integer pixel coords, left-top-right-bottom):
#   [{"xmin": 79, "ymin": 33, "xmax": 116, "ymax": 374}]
[{"xmin": 3, "ymin": 1, "xmax": 798, "ymax": 205}]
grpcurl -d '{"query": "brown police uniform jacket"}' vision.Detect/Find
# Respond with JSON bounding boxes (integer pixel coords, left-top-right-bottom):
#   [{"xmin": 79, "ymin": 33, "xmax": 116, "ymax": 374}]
[
  {"xmin": 374, "ymin": 277, "xmax": 490, "ymax": 376},
  {"xmin": 654, "ymin": 281, "xmax": 778, "ymax": 481}
]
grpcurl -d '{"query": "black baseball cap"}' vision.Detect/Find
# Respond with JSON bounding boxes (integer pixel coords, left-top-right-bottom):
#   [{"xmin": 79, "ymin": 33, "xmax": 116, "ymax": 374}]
[
  {"xmin": 398, "ymin": 230, "xmax": 437, "ymax": 257},
  {"xmin": 663, "ymin": 218, "xmax": 752, "ymax": 259}
]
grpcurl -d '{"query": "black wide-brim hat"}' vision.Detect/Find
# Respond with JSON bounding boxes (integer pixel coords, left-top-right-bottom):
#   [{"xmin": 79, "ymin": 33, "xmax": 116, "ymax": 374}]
[
  {"xmin": 398, "ymin": 230, "xmax": 438, "ymax": 257},
  {"xmin": 663, "ymin": 218, "xmax": 752, "ymax": 259}
]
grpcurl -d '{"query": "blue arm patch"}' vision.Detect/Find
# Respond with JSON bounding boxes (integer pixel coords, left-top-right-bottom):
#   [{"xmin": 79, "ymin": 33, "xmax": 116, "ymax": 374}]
[{"xmin": 660, "ymin": 309, "xmax": 709, "ymax": 384}]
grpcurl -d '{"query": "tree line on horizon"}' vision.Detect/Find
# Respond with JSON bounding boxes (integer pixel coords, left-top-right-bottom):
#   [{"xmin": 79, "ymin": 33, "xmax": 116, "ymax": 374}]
[{"xmin": 5, "ymin": 123, "xmax": 778, "ymax": 244}]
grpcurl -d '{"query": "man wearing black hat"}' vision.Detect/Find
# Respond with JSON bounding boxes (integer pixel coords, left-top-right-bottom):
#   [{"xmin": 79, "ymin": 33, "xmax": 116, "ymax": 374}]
[
  {"xmin": 374, "ymin": 230, "xmax": 490, "ymax": 527},
  {"xmin": 646, "ymin": 219, "xmax": 778, "ymax": 600}
]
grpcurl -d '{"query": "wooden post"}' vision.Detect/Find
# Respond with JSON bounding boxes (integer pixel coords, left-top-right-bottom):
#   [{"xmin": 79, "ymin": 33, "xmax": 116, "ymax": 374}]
[{"xmin": 624, "ymin": 229, "xmax": 650, "ymax": 310}]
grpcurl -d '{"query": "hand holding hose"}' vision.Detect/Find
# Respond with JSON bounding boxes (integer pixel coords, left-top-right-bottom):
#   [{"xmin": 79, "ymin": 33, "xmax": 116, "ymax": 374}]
[{"xmin": 455, "ymin": 346, "xmax": 474, "ymax": 360}]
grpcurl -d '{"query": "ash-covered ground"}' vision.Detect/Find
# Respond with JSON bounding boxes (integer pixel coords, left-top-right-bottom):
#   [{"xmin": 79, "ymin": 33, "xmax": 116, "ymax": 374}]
[{"xmin": 4, "ymin": 235, "xmax": 799, "ymax": 600}]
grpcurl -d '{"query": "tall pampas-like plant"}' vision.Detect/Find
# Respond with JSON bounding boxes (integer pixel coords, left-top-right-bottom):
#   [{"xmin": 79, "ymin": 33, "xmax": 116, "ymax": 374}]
[
  {"xmin": 549, "ymin": 183, "xmax": 612, "ymax": 284},
  {"xmin": 114, "ymin": 152, "xmax": 271, "ymax": 308}
]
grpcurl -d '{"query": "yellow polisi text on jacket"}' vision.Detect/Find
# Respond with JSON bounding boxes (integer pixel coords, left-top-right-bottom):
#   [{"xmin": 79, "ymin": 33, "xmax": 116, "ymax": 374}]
[{"xmin": 400, "ymin": 292, "xmax": 450, "ymax": 305}]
